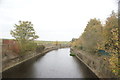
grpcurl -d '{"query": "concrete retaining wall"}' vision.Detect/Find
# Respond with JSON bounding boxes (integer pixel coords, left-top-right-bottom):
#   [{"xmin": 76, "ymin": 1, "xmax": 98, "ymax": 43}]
[
  {"xmin": 2, "ymin": 45, "xmax": 69, "ymax": 72},
  {"xmin": 70, "ymin": 48, "xmax": 117, "ymax": 78}
]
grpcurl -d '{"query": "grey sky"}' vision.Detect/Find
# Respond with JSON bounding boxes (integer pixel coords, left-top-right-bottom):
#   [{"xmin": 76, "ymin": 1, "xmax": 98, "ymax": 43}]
[{"xmin": 0, "ymin": 0, "xmax": 117, "ymax": 41}]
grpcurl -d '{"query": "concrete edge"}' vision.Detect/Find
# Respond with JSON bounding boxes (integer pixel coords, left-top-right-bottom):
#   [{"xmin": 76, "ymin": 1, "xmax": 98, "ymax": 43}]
[
  {"xmin": 75, "ymin": 54, "xmax": 101, "ymax": 78},
  {"xmin": 2, "ymin": 47, "xmax": 68, "ymax": 72}
]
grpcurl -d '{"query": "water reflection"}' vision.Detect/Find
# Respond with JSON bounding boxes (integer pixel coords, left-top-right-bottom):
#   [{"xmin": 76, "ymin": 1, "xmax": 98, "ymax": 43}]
[{"xmin": 2, "ymin": 48, "xmax": 98, "ymax": 78}]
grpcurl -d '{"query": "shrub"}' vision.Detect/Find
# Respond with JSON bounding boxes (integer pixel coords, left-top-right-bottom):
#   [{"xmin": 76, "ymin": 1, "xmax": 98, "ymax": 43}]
[
  {"xmin": 70, "ymin": 52, "xmax": 76, "ymax": 56},
  {"xmin": 36, "ymin": 45, "xmax": 45, "ymax": 53}
]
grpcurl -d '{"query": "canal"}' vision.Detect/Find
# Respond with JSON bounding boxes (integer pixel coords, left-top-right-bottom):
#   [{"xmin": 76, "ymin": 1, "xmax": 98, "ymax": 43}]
[{"xmin": 2, "ymin": 48, "xmax": 98, "ymax": 78}]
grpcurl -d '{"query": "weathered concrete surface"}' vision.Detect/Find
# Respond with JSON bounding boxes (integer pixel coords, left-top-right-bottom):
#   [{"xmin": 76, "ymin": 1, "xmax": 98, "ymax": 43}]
[
  {"xmin": 2, "ymin": 45, "xmax": 70, "ymax": 72},
  {"xmin": 70, "ymin": 48, "xmax": 118, "ymax": 78}
]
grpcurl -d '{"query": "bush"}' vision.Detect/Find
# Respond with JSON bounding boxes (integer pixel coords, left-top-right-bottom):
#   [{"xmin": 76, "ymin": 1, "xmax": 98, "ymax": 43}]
[
  {"xmin": 19, "ymin": 42, "xmax": 37, "ymax": 56},
  {"xmin": 36, "ymin": 45, "xmax": 45, "ymax": 53},
  {"xmin": 70, "ymin": 52, "xmax": 76, "ymax": 56}
]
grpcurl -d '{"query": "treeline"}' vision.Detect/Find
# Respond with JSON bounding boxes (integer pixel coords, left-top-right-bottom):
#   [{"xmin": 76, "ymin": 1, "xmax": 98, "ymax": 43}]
[{"xmin": 71, "ymin": 11, "xmax": 118, "ymax": 75}]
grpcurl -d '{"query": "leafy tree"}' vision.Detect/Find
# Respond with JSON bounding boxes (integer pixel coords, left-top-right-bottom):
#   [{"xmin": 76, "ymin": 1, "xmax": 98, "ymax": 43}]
[
  {"xmin": 71, "ymin": 11, "xmax": 119, "ymax": 76},
  {"xmin": 103, "ymin": 12, "xmax": 118, "ymax": 75},
  {"xmin": 81, "ymin": 18, "xmax": 103, "ymax": 52},
  {"xmin": 11, "ymin": 21, "xmax": 39, "ymax": 41},
  {"xmin": 104, "ymin": 11, "xmax": 118, "ymax": 40},
  {"xmin": 10, "ymin": 21, "xmax": 39, "ymax": 55},
  {"xmin": 103, "ymin": 11, "xmax": 118, "ymax": 53}
]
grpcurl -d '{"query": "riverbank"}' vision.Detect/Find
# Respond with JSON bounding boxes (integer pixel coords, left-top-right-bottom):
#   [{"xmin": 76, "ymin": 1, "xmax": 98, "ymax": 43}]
[
  {"xmin": 70, "ymin": 48, "xmax": 118, "ymax": 78},
  {"xmin": 2, "ymin": 45, "xmax": 69, "ymax": 72},
  {"xmin": 3, "ymin": 48, "xmax": 98, "ymax": 78}
]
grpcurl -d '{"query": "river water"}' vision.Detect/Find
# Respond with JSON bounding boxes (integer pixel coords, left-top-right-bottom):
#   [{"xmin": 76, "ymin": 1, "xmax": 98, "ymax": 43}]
[{"xmin": 2, "ymin": 48, "xmax": 98, "ymax": 78}]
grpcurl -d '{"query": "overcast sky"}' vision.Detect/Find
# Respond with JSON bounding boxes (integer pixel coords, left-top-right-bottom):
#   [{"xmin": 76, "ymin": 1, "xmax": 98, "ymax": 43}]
[{"xmin": 0, "ymin": 0, "xmax": 117, "ymax": 41}]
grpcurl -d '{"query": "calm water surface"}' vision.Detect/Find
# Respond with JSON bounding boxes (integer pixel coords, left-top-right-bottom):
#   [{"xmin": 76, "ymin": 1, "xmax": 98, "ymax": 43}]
[{"xmin": 3, "ymin": 48, "xmax": 98, "ymax": 78}]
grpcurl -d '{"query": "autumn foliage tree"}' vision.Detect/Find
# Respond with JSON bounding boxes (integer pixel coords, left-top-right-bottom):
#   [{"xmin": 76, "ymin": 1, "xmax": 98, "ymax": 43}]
[
  {"xmin": 10, "ymin": 21, "xmax": 39, "ymax": 55},
  {"xmin": 104, "ymin": 11, "xmax": 118, "ymax": 53},
  {"xmin": 79, "ymin": 18, "xmax": 103, "ymax": 52},
  {"xmin": 71, "ymin": 11, "xmax": 119, "ymax": 76},
  {"xmin": 103, "ymin": 11, "xmax": 118, "ymax": 75}
]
